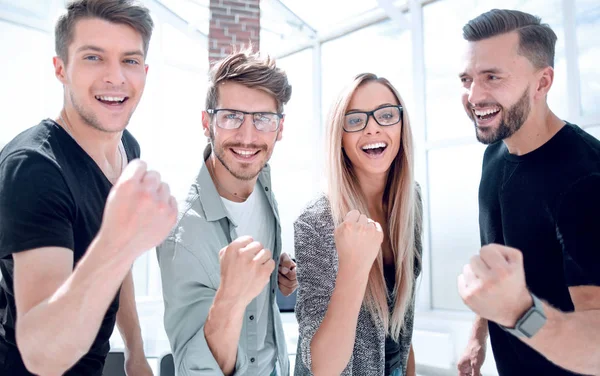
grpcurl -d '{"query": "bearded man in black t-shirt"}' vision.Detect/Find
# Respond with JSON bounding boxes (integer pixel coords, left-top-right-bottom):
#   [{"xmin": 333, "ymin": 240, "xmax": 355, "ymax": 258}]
[
  {"xmin": 455, "ymin": 9, "xmax": 600, "ymax": 376},
  {"xmin": 0, "ymin": 1, "xmax": 177, "ymax": 375}
]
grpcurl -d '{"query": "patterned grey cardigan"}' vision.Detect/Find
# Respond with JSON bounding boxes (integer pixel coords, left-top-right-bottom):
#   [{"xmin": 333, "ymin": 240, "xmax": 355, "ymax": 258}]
[{"xmin": 293, "ymin": 193, "xmax": 422, "ymax": 376}]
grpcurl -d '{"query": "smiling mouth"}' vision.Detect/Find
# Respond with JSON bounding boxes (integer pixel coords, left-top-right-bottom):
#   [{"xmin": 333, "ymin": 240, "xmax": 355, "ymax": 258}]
[
  {"xmin": 361, "ymin": 142, "xmax": 388, "ymax": 156},
  {"xmin": 95, "ymin": 95, "xmax": 129, "ymax": 106},
  {"xmin": 473, "ymin": 107, "xmax": 501, "ymax": 122},
  {"xmin": 231, "ymin": 148, "xmax": 260, "ymax": 159}
]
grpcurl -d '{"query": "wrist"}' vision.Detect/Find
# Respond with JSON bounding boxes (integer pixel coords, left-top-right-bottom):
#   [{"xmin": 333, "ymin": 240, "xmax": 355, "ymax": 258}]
[
  {"xmin": 504, "ymin": 289, "xmax": 534, "ymax": 328},
  {"xmin": 213, "ymin": 287, "xmax": 248, "ymax": 316},
  {"xmin": 94, "ymin": 230, "xmax": 138, "ymax": 265}
]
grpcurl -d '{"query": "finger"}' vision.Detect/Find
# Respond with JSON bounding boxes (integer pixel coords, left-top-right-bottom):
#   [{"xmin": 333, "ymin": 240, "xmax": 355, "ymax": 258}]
[
  {"xmin": 344, "ymin": 209, "xmax": 360, "ymax": 222},
  {"xmin": 358, "ymin": 214, "xmax": 368, "ymax": 226},
  {"xmin": 373, "ymin": 221, "xmax": 383, "ymax": 233},
  {"xmin": 119, "ymin": 159, "xmax": 147, "ymax": 182},
  {"xmin": 253, "ymin": 248, "xmax": 273, "ymax": 264},
  {"xmin": 480, "ymin": 245, "xmax": 510, "ymax": 272},
  {"xmin": 494, "ymin": 244, "xmax": 523, "ymax": 265},
  {"xmin": 141, "ymin": 170, "xmax": 162, "ymax": 192},
  {"xmin": 263, "ymin": 259, "xmax": 276, "ymax": 274},
  {"xmin": 168, "ymin": 195, "xmax": 178, "ymax": 212},
  {"xmin": 279, "ymin": 252, "xmax": 294, "ymax": 268},
  {"xmin": 231, "ymin": 235, "xmax": 254, "ymax": 249},
  {"xmin": 279, "ymin": 268, "xmax": 297, "ymax": 281},
  {"xmin": 457, "ymin": 273, "xmax": 469, "ymax": 298},
  {"xmin": 243, "ymin": 241, "xmax": 265, "ymax": 257},
  {"xmin": 157, "ymin": 182, "xmax": 171, "ymax": 203},
  {"xmin": 469, "ymin": 255, "xmax": 491, "ymax": 279},
  {"xmin": 278, "ymin": 275, "xmax": 297, "ymax": 289}
]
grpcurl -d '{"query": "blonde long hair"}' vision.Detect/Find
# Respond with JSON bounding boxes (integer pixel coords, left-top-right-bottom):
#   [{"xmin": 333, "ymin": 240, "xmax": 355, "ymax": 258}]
[{"xmin": 326, "ymin": 73, "xmax": 420, "ymax": 341}]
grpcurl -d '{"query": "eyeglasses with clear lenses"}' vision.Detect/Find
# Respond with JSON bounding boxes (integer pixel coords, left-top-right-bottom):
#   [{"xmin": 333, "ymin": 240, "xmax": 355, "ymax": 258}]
[
  {"xmin": 207, "ymin": 108, "xmax": 284, "ymax": 132},
  {"xmin": 343, "ymin": 105, "xmax": 403, "ymax": 133}
]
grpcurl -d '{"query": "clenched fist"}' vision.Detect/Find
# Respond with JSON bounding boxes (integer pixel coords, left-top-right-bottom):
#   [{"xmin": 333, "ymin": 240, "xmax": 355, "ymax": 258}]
[
  {"xmin": 334, "ymin": 209, "xmax": 383, "ymax": 277},
  {"xmin": 218, "ymin": 236, "xmax": 275, "ymax": 308},
  {"xmin": 99, "ymin": 159, "xmax": 177, "ymax": 259},
  {"xmin": 457, "ymin": 244, "xmax": 534, "ymax": 328}
]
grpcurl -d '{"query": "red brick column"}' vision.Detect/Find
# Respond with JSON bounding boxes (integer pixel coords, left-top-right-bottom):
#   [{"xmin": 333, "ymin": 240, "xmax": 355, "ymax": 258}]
[{"xmin": 209, "ymin": 0, "xmax": 260, "ymax": 65}]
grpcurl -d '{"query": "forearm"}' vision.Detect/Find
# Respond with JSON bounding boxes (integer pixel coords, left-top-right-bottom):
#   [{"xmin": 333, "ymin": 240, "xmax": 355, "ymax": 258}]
[
  {"xmin": 310, "ymin": 267, "xmax": 369, "ymax": 375},
  {"xmin": 17, "ymin": 236, "xmax": 135, "ymax": 375},
  {"xmin": 521, "ymin": 304, "xmax": 600, "ymax": 375},
  {"xmin": 406, "ymin": 345, "xmax": 416, "ymax": 376},
  {"xmin": 117, "ymin": 270, "xmax": 145, "ymax": 354},
  {"xmin": 204, "ymin": 289, "xmax": 246, "ymax": 376},
  {"xmin": 470, "ymin": 316, "xmax": 489, "ymax": 341}
]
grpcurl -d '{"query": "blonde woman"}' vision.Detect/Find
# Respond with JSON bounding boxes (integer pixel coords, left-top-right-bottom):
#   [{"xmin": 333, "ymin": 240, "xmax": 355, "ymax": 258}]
[{"xmin": 294, "ymin": 73, "xmax": 422, "ymax": 376}]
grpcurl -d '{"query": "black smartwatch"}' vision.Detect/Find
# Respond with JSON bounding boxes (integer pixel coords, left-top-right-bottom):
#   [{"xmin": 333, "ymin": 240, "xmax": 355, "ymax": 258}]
[{"xmin": 500, "ymin": 293, "xmax": 547, "ymax": 338}]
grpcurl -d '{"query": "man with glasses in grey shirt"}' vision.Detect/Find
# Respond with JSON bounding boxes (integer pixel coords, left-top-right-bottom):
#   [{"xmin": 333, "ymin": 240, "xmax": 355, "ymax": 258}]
[{"xmin": 157, "ymin": 49, "xmax": 297, "ymax": 376}]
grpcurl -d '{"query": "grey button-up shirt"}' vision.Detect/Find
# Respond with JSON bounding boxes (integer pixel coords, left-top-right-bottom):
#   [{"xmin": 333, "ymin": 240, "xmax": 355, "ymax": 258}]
[{"xmin": 157, "ymin": 145, "xmax": 289, "ymax": 376}]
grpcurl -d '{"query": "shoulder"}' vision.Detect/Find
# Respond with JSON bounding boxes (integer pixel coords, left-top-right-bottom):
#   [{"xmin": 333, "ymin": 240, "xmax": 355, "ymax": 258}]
[{"xmin": 295, "ymin": 193, "xmax": 334, "ymax": 230}]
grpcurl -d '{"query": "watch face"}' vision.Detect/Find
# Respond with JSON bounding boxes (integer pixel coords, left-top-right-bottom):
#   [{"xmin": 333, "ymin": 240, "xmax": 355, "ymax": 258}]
[{"xmin": 519, "ymin": 310, "xmax": 546, "ymax": 338}]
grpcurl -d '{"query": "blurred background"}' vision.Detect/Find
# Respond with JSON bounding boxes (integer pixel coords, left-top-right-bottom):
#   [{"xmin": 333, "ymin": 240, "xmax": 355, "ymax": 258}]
[{"xmin": 1, "ymin": 0, "xmax": 598, "ymax": 374}]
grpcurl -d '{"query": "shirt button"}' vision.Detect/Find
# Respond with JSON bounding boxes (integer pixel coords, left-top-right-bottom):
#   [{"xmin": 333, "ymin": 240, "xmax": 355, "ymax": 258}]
[
  {"xmin": 249, "ymin": 315, "xmax": 254, "ymax": 320},
  {"xmin": 250, "ymin": 357, "xmax": 256, "ymax": 363},
  {"xmin": 272, "ymin": 288, "xmax": 275, "ymax": 294},
  {"xmin": 265, "ymin": 186, "xmax": 269, "ymax": 191}
]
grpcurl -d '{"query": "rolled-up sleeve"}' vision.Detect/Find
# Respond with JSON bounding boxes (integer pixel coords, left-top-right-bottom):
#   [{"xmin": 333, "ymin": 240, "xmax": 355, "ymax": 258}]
[{"xmin": 158, "ymin": 239, "xmax": 248, "ymax": 376}]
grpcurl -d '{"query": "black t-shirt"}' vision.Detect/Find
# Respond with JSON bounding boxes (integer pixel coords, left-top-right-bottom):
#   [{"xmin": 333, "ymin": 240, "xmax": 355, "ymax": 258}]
[
  {"xmin": 479, "ymin": 122, "xmax": 600, "ymax": 376},
  {"xmin": 0, "ymin": 119, "xmax": 140, "ymax": 375},
  {"xmin": 384, "ymin": 263, "xmax": 402, "ymax": 375}
]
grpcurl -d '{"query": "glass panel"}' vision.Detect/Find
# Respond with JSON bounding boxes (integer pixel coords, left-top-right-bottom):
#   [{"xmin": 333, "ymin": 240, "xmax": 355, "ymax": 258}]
[
  {"xmin": 423, "ymin": 0, "xmax": 567, "ymax": 143},
  {"xmin": 270, "ymin": 48, "xmax": 317, "ymax": 258},
  {"xmin": 428, "ymin": 143, "xmax": 486, "ymax": 310},
  {"xmin": 321, "ymin": 20, "xmax": 414, "ymax": 127},
  {"xmin": 575, "ymin": 0, "xmax": 600, "ymax": 118},
  {"xmin": 280, "ymin": 0, "xmax": 378, "ymax": 31},
  {"xmin": 0, "ymin": 20, "xmax": 62, "ymax": 145}
]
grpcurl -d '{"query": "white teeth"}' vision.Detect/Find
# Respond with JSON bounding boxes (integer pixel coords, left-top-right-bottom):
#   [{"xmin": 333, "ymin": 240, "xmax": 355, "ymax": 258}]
[
  {"xmin": 362, "ymin": 142, "xmax": 387, "ymax": 150},
  {"xmin": 474, "ymin": 108, "xmax": 500, "ymax": 116},
  {"xmin": 96, "ymin": 95, "xmax": 125, "ymax": 102},
  {"xmin": 233, "ymin": 149, "xmax": 256, "ymax": 156}
]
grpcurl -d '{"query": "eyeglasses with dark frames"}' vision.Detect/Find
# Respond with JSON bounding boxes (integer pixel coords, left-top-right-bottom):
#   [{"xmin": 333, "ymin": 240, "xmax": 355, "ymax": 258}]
[
  {"xmin": 207, "ymin": 108, "xmax": 284, "ymax": 132},
  {"xmin": 343, "ymin": 105, "xmax": 403, "ymax": 133}
]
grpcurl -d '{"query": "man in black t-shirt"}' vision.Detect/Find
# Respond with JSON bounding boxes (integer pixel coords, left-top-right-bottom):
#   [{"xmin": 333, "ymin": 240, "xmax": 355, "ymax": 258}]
[
  {"xmin": 0, "ymin": 1, "xmax": 177, "ymax": 375},
  {"xmin": 455, "ymin": 9, "xmax": 600, "ymax": 376}
]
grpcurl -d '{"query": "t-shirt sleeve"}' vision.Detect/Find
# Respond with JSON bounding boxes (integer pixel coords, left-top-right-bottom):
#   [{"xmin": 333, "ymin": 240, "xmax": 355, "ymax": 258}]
[
  {"xmin": 556, "ymin": 173, "xmax": 600, "ymax": 287},
  {"xmin": 0, "ymin": 151, "xmax": 75, "ymax": 258}
]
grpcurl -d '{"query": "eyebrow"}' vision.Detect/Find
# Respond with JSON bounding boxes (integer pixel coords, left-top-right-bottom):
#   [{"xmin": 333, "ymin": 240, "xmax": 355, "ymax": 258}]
[
  {"xmin": 346, "ymin": 103, "xmax": 396, "ymax": 112},
  {"xmin": 459, "ymin": 68, "xmax": 504, "ymax": 78},
  {"xmin": 75, "ymin": 45, "xmax": 144, "ymax": 57}
]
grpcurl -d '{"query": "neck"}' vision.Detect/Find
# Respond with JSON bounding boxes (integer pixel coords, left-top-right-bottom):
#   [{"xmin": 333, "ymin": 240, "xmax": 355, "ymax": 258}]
[
  {"xmin": 57, "ymin": 107, "xmax": 124, "ymax": 183},
  {"xmin": 207, "ymin": 153, "xmax": 256, "ymax": 203},
  {"xmin": 355, "ymin": 168, "xmax": 387, "ymax": 217},
  {"xmin": 503, "ymin": 105, "xmax": 565, "ymax": 156},
  {"xmin": 57, "ymin": 107, "xmax": 122, "ymax": 160}
]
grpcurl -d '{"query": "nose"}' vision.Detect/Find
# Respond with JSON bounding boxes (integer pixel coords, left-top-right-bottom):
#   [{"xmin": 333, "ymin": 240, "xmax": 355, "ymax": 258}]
[
  {"xmin": 234, "ymin": 115, "xmax": 258, "ymax": 143},
  {"xmin": 103, "ymin": 59, "xmax": 126, "ymax": 85},
  {"xmin": 467, "ymin": 79, "xmax": 486, "ymax": 107},
  {"xmin": 364, "ymin": 115, "xmax": 381, "ymax": 135}
]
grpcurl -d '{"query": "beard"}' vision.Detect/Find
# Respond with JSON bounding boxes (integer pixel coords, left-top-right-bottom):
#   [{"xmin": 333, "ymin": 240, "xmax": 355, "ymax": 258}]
[
  {"xmin": 69, "ymin": 90, "xmax": 133, "ymax": 133},
  {"xmin": 472, "ymin": 86, "xmax": 531, "ymax": 145},
  {"xmin": 209, "ymin": 126, "xmax": 272, "ymax": 181}
]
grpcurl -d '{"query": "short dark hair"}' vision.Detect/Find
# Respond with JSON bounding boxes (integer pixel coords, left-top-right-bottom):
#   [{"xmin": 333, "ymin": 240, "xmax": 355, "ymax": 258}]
[
  {"xmin": 206, "ymin": 48, "xmax": 292, "ymax": 114},
  {"xmin": 55, "ymin": 0, "xmax": 154, "ymax": 62},
  {"xmin": 463, "ymin": 9, "xmax": 557, "ymax": 68}
]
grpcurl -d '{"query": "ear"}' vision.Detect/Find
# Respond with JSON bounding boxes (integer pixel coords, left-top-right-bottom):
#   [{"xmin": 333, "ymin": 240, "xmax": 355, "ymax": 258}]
[
  {"xmin": 202, "ymin": 111, "xmax": 211, "ymax": 138},
  {"xmin": 53, "ymin": 56, "xmax": 67, "ymax": 85},
  {"xmin": 276, "ymin": 116, "xmax": 285, "ymax": 141},
  {"xmin": 534, "ymin": 66, "xmax": 554, "ymax": 100},
  {"xmin": 144, "ymin": 64, "xmax": 149, "ymax": 75}
]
